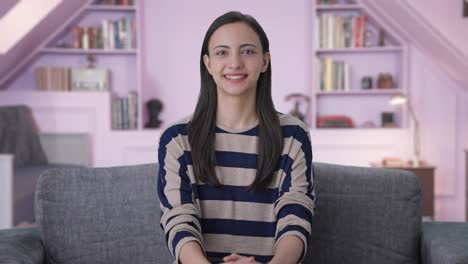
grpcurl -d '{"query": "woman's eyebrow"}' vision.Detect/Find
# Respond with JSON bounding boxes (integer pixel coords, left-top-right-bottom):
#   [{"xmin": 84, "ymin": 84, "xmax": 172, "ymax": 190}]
[
  {"xmin": 213, "ymin": 43, "xmax": 258, "ymax": 49},
  {"xmin": 240, "ymin": 43, "xmax": 257, "ymax": 49}
]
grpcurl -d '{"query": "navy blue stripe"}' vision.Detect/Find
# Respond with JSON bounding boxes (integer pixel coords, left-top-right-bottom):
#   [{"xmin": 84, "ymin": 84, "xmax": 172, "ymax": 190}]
[
  {"xmin": 216, "ymin": 151, "xmax": 257, "ymax": 168},
  {"xmin": 197, "ymin": 184, "xmax": 278, "ymax": 204},
  {"xmin": 206, "ymin": 251, "xmax": 273, "ymax": 264},
  {"xmin": 177, "ymin": 155, "xmax": 193, "ymax": 204},
  {"xmin": 165, "ymin": 214, "xmax": 200, "ymax": 228},
  {"xmin": 277, "ymin": 155, "xmax": 294, "ymax": 196},
  {"xmin": 157, "ymin": 134, "xmax": 173, "ymax": 210},
  {"xmin": 275, "ymin": 225, "xmax": 310, "ymax": 243},
  {"xmin": 277, "ymin": 204, "xmax": 313, "ymax": 222},
  {"xmin": 280, "ymin": 125, "xmax": 314, "ymax": 199},
  {"xmin": 172, "ymin": 230, "xmax": 196, "ymax": 256},
  {"xmin": 201, "ymin": 218, "xmax": 276, "ymax": 237}
]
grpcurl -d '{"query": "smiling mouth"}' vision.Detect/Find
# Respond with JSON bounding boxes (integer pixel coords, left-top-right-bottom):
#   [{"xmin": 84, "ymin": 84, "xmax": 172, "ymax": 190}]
[{"xmin": 224, "ymin": 74, "xmax": 247, "ymax": 80}]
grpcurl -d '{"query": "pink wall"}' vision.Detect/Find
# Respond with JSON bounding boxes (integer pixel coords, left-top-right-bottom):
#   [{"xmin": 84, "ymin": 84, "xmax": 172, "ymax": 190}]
[
  {"xmin": 405, "ymin": 0, "xmax": 468, "ymax": 59},
  {"xmin": 141, "ymin": 0, "xmax": 314, "ymax": 124}
]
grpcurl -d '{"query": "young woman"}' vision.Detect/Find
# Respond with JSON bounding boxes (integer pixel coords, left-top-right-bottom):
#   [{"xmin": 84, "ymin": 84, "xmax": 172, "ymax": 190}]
[{"xmin": 157, "ymin": 11, "xmax": 315, "ymax": 264}]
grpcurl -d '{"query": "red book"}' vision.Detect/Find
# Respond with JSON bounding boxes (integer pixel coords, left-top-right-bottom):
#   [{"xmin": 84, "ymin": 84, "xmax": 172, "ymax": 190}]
[
  {"xmin": 73, "ymin": 27, "xmax": 83, "ymax": 49},
  {"xmin": 353, "ymin": 16, "xmax": 365, "ymax": 48}
]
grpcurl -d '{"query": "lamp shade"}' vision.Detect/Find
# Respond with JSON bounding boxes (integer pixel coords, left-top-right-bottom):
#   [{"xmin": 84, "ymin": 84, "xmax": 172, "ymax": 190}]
[{"xmin": 389, "ymin": 93, "xmax": 407, "ymax": 105}]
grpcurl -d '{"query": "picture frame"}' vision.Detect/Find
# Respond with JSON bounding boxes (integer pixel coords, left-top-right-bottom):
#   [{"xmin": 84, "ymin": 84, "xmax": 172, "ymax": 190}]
[{"xmin": 464, "ymin": 0, "xmax": 468, "ymax": 17}]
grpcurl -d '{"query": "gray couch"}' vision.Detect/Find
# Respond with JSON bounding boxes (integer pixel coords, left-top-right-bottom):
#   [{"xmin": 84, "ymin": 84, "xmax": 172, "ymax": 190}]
[{"xmin": 1, "ymin": 163, "xmax": 468, "ymax": 264}]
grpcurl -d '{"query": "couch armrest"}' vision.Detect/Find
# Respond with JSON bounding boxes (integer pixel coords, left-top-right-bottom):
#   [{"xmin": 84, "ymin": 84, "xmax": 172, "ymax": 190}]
[
  {"xmin": 0, "ymin": 227, "xmax": 44, "ymax": 264},
  {"xmin": 421, "ymin": 222, "xmax": 468, "ymax": 264},
  {"xmin": 0, "ymin": 154, "xmax": 13, "ymax": 229}
]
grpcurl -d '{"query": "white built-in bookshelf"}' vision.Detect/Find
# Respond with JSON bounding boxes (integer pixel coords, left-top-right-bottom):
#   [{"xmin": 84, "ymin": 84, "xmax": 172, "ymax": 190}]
[
  {"xmin": 30, "ymin": 0, "xmax": 142, "ymax": 131},
  {"xmin": 312, "ymin": 0, "xmax": 408, "ymax": 129}
]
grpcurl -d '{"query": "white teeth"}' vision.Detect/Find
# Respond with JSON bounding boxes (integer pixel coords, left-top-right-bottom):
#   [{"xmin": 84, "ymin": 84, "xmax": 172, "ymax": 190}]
[{"xmin": 225, "ymin": 75, "xmax": 246, "ymax": 80}]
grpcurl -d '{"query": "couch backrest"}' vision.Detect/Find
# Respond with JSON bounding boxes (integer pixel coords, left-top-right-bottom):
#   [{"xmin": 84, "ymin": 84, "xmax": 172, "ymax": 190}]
[
  {"xmin": 306, "ymin": 163, "xmax": 422, "ymax": 264},
  {"xmin": 36, "ymin": 163, "xmax": 171, "ymax": 264},
  {"xmin": 36, "ymin": 162, "xmax": 422, "ymax": 264}
]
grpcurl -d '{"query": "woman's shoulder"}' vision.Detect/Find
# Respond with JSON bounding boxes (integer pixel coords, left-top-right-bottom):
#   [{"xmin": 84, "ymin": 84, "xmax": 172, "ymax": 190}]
[
  {"xmin": 159, "ymin": 114, "xmax": 193, "ymax": 138},
  {"xmin": 277, "ymin": 112, "xmax": 310, "ymax": 132}
]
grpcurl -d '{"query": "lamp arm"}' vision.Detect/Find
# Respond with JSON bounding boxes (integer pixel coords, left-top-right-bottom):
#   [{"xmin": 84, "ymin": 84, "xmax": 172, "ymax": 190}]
[{"xmin": 406, "ymin": 100, "xmax": 421, "ymax": 163}]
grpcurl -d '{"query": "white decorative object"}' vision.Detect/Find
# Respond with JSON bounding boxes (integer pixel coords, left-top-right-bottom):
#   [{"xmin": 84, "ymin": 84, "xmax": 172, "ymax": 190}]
[{"xmin": 0, "ymin": 154, "xmax": 14, "ymax": 229}]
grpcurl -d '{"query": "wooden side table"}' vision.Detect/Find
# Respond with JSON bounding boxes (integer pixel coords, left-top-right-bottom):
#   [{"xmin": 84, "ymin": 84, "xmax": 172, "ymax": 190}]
[
  {"xmin": 394, "ymin": 166, "xmax": 435, "ymax": 219},
  {"xmin": 371, "ymin": 163, "xmax": 435, "ymax": 219}
]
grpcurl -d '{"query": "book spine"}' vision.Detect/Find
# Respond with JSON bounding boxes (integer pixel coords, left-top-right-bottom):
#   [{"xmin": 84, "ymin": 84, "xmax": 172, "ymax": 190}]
[
  {"xmin": 109, "ymin": 20, "xmax": 115, "ymax": 49},
  {"xmin": 73, "ymin": 27, "xmax": 82, "ymax": 49},
  {"xmin": 325, "ymin": 58, "xmax": 333, "ymax": 91},
  {"xmin": 114, "ymin": 21, "xmax": 120, "ymax": 49},
  {"xmin": 82, "ymin": 28, "xmax": 89, "ymax": 50}
]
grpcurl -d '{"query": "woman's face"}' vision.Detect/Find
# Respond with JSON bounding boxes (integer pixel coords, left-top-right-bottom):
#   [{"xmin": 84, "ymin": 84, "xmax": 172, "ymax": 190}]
[{"xmin": 203, "ymin": 22, "xmax": 270, "ymax": 98}]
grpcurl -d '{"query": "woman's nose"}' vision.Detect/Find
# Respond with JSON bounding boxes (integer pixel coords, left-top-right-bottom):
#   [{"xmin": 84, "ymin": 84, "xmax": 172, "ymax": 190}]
[{"xmin": 228, "ymin": 53, "xmax": 243, "ymax": 69}]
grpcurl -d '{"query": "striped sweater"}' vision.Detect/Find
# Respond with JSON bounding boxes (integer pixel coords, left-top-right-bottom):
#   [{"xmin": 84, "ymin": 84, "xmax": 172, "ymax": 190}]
[{"xmin": 157, "ymin": 113, "xmax": 315, "ymax": 264}]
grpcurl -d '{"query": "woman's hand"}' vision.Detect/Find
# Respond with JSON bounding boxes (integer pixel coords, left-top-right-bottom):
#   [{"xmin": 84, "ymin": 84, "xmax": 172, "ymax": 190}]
[{"xmin": 221, "ymin": 253, "xmax": 260, "ymax": 264}]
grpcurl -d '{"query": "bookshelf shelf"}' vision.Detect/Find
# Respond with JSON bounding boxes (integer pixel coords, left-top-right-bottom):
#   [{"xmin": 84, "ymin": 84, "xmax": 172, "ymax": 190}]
[
  {"xmin": 40, "ymin": 48, "xmax": 137, "ymax": 55},
  {"xmin": 316, "ymin": 4, "xmax": 362, "ymax": 11},
  {"xmin": 86, "ymin": 5, "xmax": 136, "ymax": 12},
  {"xmin": 316, "ymin": 89, "xmax": 402, "ymax": 96},
  {"xmin": 313, "ymin": 0, "xmax": 408, "ymax": 129},
  {"xmin": 316, "ymin": 46, "xmax": 403, "ymax": 54}
]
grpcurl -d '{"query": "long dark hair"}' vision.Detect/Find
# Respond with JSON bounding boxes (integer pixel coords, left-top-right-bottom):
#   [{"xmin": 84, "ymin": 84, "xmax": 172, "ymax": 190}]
[{"xmin": 188, "ymin": 11, "xmax": 282, "ymax": 191}]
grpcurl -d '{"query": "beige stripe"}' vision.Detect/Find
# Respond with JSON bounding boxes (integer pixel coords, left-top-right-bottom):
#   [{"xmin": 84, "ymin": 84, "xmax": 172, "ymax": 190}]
[
  {"xmin": 163, "ymin": 137, "xmax": 195, "ymax": 207},
  {"xmin": 278, "ymin": 114, "xmax": 309, "ymax": 131},
  {"xmin": 200, "ymin": 200, "xmax": 276, "ymax": 222},
  {"xmin": 161, "ymin": 203, "xmax": 200, "ymax": 228},
  {"xmin": 275, "ymin": 192, "xmax": 315, "ymax": 216},
  {"xmin": 276, "ymin": 214, "xmax": 311, "ymax": 237},
  {"xmin": 203, "ymin": 234, "xmax": 275, "ymax": 256},
  {"xmin": 177, "ymin": 131, "xmax": 304, "ymax": 156},
  {"xmin": 188, "ymin": 165, "xmax": 284, "ymax": 189}
]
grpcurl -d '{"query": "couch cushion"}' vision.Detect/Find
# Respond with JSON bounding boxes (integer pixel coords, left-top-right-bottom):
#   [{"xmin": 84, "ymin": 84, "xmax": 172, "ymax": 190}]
[
  {"xmin": 35, "ymin": 163, "xmax": 172, "ymax": 264},
  {"xmin": 0, "ymin": 105, "xmax": 48, "ymax": 167},
  {"xmin": 305, "ymin": 163, "xmax": 422, "ymax": 264}
]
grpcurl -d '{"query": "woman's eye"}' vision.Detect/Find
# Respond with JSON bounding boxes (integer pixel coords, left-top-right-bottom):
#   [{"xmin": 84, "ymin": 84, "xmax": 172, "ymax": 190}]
[
  {"xmin": 242, "ymin": 49, "xmax": 255, "ymax": 54},
  {"xmin": 216, "ymin": 50, "xmax": 227, "ymax": 56}
]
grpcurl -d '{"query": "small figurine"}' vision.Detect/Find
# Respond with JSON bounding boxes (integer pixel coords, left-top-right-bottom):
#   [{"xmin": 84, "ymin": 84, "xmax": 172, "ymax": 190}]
[
  {"xmin": 378, "ymin": 29, "xmax": 385, "ymax": 46},
  {"xmin": 361, "ymin": 76, "xmax": 373, "ymax": 89},
  {"xmin": 145, "ymin": 98, "xmax": 163, "ymax": 128},
  {"xmin": 285, "ymin": 93, "xmax": 311, "ymax": 125}
]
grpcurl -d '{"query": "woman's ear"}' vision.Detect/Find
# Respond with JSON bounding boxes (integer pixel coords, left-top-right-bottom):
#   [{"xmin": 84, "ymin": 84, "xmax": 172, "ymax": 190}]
[
  {"xmin": 203, "ymin": 54, "xmax": 212, "ymax": 75},
  {"xmin": 261, "ymin": 52, "xmax": 270, "ymax": 73}
]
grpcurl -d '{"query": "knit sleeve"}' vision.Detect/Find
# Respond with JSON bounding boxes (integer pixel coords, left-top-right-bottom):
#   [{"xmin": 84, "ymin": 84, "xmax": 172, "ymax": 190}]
[
  {"xmin": 274, "ymin": 126, "xmax": 315, "ymax": 262},
  {"xmin": 157, "ymin": 128, "xmax": 205, "ymax": 263}
]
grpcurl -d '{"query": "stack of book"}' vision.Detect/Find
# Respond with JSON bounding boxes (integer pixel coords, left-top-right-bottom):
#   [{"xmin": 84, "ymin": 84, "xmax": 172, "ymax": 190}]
[
  {"xmin": 35, "ymin": 67, "xmax": 70, "ymax": 91},
  {"xmin": 316, "ymin": 58, "xmax": 350, "ymax": 91},
  {"xmin": 111, "ymin": 92, "xmax": 138, "ymax": 130},
  {"xmin": 316, "ymin": 14, "xmax": 366, "ymax": 49},
  {"xmin": 35, "ymin": 66, "xmax": 109, "ymax": 92},
  {"xmin": 72, "ymin": 17, "xmax": 137, "ymax": 50}
]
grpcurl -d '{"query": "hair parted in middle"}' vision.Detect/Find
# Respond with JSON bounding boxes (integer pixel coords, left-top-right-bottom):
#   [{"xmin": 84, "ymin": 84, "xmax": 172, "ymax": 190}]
[{"xmin": 188, "ymin": 11, "xmax": 283, "ymax": 191}]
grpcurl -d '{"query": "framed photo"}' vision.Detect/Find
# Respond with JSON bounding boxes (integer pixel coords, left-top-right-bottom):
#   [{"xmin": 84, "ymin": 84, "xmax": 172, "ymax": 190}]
[{"xmin": 464, "ymin": 0, "xmax": 468, "ymax": 17}]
